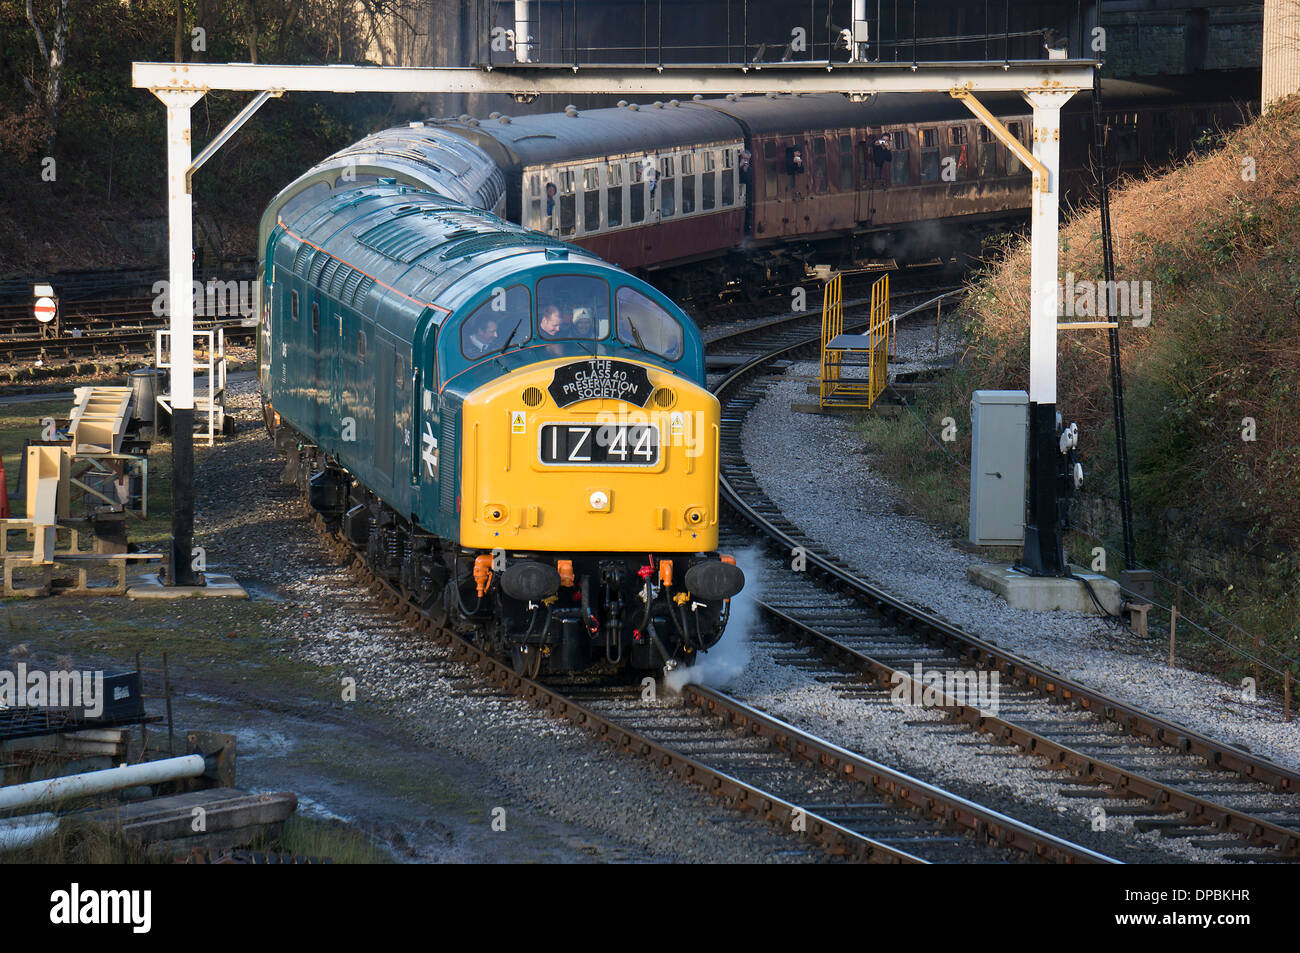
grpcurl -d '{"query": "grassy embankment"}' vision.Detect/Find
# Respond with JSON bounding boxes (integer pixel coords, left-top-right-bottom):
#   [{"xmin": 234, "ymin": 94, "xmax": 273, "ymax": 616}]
[{"xmin": 855, "ymin": 95, "xmax": 1300, "ymax": 692}]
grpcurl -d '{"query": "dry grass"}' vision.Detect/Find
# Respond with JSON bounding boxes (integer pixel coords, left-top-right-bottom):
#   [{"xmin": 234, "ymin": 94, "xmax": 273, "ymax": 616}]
[{"xmin": 960, "ymin": 94, "xmax": 1300, "ymax": 558}]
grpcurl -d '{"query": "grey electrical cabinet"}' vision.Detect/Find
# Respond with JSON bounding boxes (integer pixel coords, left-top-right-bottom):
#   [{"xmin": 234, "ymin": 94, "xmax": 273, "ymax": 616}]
[{"xmin": 969, "ymin": 390, "xmax": 1028, "ymax": 546}]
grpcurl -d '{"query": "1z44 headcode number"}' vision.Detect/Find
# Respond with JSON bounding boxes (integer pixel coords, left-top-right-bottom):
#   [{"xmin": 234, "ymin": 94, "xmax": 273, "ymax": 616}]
[{"xmin": 538, "ymin": 423, "xmax": 660, "ymax": 466}]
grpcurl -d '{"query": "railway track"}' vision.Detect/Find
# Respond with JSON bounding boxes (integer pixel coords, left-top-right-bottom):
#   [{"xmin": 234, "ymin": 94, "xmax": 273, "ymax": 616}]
[
  {"xmin": 707, "ymin": 303, "xmax": 1300, "ymax": 862},
  {"xmin": 0, "ymin": 291, "xmax": 254, "ymax": 365},
  {"xmin": 306, "ymin": 512, "xmax": 1113, "ymax": 864},
  {"xmin": 271, "ymin": 277, "xmax": 1124, "ymax": 864}
]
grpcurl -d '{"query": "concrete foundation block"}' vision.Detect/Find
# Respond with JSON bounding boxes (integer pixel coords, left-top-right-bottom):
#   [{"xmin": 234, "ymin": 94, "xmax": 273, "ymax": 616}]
[{"xmin": 967, "ymin": 563, "xmax": 1122, "ymax": 616}]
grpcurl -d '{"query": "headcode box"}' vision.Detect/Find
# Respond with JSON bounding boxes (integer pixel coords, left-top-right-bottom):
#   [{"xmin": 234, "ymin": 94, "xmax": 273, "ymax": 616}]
[{"xmin": 969, "ymin": 390, "xmax": 1028, "ymax": 546}]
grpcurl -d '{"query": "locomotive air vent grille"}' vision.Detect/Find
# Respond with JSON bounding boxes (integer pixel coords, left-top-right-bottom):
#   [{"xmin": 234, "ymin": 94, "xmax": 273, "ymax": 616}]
[
  {"xmin": 439, "ymin": 233, "xmax": 519, "ymax": 260},
  {"xmin": 308, "ymin": 253, "xmax": 331, "ymax": 284},
  {"xmin": 328, "ymin": 261, "xmax": 353, "ymax": 298},
  {"xmin": 651, "ymin": 387, "xmax": 677, "ymax": 409},
  {"xmin": 292, "ymin": 243, "xmax": 315, "ymax": 276},
  {"xmin": 318, "ymin": 257, "xmax": 343, "ymax": 292},
  {"xmin": 521, "ymin": 386, "xmax": 545, "ymax": 408},
  {"xmin": 358, "ymin": 217, "xmax": 441, "ymax": 263}
]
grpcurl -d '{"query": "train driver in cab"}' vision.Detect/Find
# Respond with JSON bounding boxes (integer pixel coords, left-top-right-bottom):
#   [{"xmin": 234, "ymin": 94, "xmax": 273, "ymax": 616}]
[
  {"xmin": 465, "ymin": 314, "xmax": 501, "ymax": 356},
  {"xmin": 540, "ymin": 304, "xmax": 566, "ymax": 339}
]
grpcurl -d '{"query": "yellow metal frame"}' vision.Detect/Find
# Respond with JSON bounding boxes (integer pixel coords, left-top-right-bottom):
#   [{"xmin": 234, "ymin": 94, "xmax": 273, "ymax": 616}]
[{"xmin": 819, "ymin": 272, "xmax": 891, "ymax": 409}]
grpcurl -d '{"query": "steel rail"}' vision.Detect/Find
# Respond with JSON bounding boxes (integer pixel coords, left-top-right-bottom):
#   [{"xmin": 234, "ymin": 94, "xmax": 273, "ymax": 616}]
[
  {"xmin": 707, "ymin": 317, "xmax": 1300, "ymax": 816},
  {"xmin": 755, "ymin": 600, "xmax": 1300, "ymax": 858},
  {"xmin": 304, "ymin": 512, "xmax": 1110, "ymax": 864}
]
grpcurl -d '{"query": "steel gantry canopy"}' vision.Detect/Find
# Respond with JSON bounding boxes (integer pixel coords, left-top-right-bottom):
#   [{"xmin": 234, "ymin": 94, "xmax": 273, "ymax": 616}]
[{"xmin": 132, "ymin": 58, "xmax": 1096, "ymax": 584}]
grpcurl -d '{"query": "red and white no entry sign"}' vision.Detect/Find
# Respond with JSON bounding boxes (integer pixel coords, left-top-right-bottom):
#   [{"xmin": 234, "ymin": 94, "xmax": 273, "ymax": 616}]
[{"xmin": 34, "ymin": 296, "xmax": 57, "ymax": 323}]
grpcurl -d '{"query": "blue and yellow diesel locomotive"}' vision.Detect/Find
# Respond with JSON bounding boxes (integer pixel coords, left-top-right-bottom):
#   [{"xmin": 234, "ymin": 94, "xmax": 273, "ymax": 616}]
[{"xmin": 259, "ymin": 181, "xmax": 744, "ymax": 675}]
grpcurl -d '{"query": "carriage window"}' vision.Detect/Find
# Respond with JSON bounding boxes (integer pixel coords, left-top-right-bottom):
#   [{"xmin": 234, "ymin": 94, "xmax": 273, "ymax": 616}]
[
  {"xmin": 949, "ymin": 126, "xmax": 967, "ymax": 145},
  {"xmin": 607, "ymin": 163, "xmax": 623, "ymax": 227},
  {"xmin": 812, "ymin": 137, "xmax": 828, "ymax": 192},
  {"xmin": 528, "ymin": 174, "xmax": 543, "ymax": 228},
  {"xmin": 557, "ymin": 168, "xmax": 576, "ymax": 236},
  {"xmin": 616, "ymin": 286, "xmax": 683, "ymax": 361},
  {"xmin": 537, "ymin": 275, "xmax": 611, "ymax": 341},
  {"xmin": 722, "ymin": 148, "xmax": 735, "ymax": 205},
  {"xmin": 680, "ymin": 153, "xmax": 695, "ymax": 214},
  {"xmin": 1006, "ymin": 123, "xmax": 1023, "ymax": 173},
  {"xmin": 583, "ymin": 166, "xmax": 600, "ymax": 232},
  {"xmin": 761, "ymin": 141, "xmax": 777, "ymax": 199},
  {"xmin": 660, "ymin": 156, "xmax": 676, "ymax": 217},
  {"xmin": 978, "ymin": 125, "xmax": 994, "ymax": 143},
  {"xmin": 291, "ymin": 290, "xmax": 299, "ymax": 321},
  {"xmin": 311, "ymin": 301, "xmax": 319, "ymax": 334},
  {"xmin": 461, "ymin": 285, "xmax": 532, "ymax": 359},
  {"xmin": 920, "ymin": 128, "xmax": 939, "ymax": 182},
  {"xmin": 839, "ymin": 135, "xmax": 854, "ymax": 189},
  {"xmin": 891, "ymin": 131, "xmax": 911, "ymax": 185},
  {"xmin": 702, "ymin": 151, "xmax": 716, "ymax": 210}
]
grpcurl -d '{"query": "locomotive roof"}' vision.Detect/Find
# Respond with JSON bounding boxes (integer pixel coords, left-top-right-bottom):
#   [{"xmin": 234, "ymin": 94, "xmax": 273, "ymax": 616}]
[{"xmin": 273, "ymin": 184, "xmax": 602, "ymax": 336}]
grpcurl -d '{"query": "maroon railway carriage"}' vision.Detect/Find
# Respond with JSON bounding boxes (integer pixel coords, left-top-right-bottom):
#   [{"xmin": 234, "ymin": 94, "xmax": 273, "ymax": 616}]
[{"xmin": 268, "ymin": 78, "xmax": 1255, "ymax": 305}]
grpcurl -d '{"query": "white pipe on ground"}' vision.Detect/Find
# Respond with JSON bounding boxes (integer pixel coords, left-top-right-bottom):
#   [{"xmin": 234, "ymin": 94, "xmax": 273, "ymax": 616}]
[
  {"xmin": 0, "ymin": 814, "xmax": 59, "ymax": 851},
  {"xmin": 0, "ymin": 754, "xmax": 205, "ymax": 813}
]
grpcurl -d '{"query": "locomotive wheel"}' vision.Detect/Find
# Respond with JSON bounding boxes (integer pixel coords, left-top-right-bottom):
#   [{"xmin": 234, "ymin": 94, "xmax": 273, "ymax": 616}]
[{"xmin": 511, "ymin": 645, "xmax": 542, "ymax": 679}]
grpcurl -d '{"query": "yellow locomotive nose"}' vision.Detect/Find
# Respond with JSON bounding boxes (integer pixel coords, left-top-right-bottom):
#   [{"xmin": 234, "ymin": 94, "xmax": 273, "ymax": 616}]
[{"xmin": 458, "ymin": 357, "xmax": 719, "ymax": 552}]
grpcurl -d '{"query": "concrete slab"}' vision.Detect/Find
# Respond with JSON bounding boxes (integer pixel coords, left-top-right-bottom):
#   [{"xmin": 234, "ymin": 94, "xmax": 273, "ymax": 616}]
[
  {"xmin": 967, "ymin": 563, "xmax": 1122, "ymax": 616},
  {"xmin": 127, "ymin": 572, "xmax": 249, "ymax": 600}
]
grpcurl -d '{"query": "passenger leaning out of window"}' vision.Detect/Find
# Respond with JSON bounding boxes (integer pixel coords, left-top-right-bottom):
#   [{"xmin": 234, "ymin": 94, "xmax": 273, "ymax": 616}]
[{"xmin": 872, "ymin": 133, "xmax": 892, "ymax": 187}]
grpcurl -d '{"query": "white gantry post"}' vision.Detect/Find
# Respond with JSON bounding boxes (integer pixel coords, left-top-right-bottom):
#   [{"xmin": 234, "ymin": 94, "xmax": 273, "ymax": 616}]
[
  {"xmin": 155, "ymin": 87, "xmax": 204, "ymax": 586},
  {"xmin": 1020, "ymin": 88, "xmax": 1075, "ymax": 576}
]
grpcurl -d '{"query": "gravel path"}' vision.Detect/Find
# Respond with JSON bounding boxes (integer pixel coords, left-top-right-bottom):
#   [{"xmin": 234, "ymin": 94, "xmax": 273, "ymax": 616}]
[{"xmin": 736, "ymin": 317, "xmax": 1300, "ymax": 777}]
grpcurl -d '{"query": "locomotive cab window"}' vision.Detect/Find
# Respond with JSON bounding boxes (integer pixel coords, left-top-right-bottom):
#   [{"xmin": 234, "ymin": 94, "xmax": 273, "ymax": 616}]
[
  {"xmin": 461, "ymin": 285, "xmax": 532, "ymax": 359},
  {"xmin": 537, "ymin": 274, "xmax": 610, "ymax": 341},
  {"xmin": 616, "ymin": 286, "xmax": 683, "ymax": 361}
]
